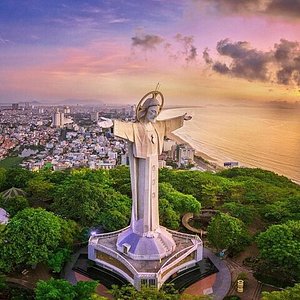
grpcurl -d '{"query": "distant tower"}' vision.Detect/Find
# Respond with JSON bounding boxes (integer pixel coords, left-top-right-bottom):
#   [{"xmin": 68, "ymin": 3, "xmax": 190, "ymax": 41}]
[
  {"xmin": 52, "ymin": 109, "xmax": 61, "ymax": 127},
  {"xmin": 60, "ymin": 112, "xmax": 65, "ymax": 127},
  {"xmin": 90, "ymin": 112, "xmax": 99, "ymax": 122}
]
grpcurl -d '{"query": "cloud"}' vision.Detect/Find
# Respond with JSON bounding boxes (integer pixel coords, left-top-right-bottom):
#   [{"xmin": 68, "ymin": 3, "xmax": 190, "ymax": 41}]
[
  {"xmin": 274, "ymin": 39, "xmax": 300, "ymax": 85},
  {"xmin": 200, "ymin": 0, "xmax": 300, "ymax": 19},
  {"xmin": 214, "ymin": 39, "xmax": 271, "ymax": 81},
  {"xmin": 131, "ymin": 34, "xmax": 164, "ymax": 50},
  {"xmin": 174, "ymin": 33, "xmax": 198, "ymax": 62},
  {"xmin": 0, "ymin": 35, "xmax": 9, "ymax": 45},
  {"xmin": 108, "ymin": 18, "xmax": 130, "ymax": 24},
  {"xmin": 131, "ymin": 32, "xmax": 198, "ymax": 64},
  {"xmin": 203, "ymin": 48, "xmax": 213, "ymax": 64},
  {"xmin": 205, "ymin": 38, "xmax": 300, "ymax": 87}
]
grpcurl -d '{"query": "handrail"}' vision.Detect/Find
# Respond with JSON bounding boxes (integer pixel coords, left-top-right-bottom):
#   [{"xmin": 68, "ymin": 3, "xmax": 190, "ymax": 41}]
[
  {"xmin": 160, "ymin": 245, "xmax": 195, "ymax": 272},
  {"xmin": 167, "ymin": 228, "xmax": 202, "ymax": 243},
  {"xmin": 90, "ymin": 226, "xmax": 130, "ymax": 240}
]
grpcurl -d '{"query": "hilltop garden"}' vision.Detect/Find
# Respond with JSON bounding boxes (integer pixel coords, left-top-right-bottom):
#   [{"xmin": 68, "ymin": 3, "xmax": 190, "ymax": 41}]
[{"xmin": 0, "ymin": 165, "xmax": 300, "ymax": 299}]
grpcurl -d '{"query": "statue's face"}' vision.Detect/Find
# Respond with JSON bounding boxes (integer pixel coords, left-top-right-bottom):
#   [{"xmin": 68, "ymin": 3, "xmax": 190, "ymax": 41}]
[{"xmin": 145, "ymin": 105, "xmax": 159, "ymax": 123}]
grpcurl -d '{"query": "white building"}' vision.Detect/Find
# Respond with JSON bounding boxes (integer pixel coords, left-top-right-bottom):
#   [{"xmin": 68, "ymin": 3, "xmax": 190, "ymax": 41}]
[
  {"xmin": 52, "ymin": 109, "xmax": 61, "ymax": 127},
  {"xmin": 177, "ymin": 144, "xmax": 195, "ymax": 166}
]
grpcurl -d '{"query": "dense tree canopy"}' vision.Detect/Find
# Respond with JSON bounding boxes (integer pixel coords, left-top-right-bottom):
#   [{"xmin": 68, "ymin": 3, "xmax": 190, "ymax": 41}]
[
  {"xmin": 0, "ymin": 208, "xmax": 62, "ymax": 271},
  {"xmin": 261, "ymin": 283, "xmax": 300, "ymax": 300},
  {"xmin": 0, "ymin": 208, "xmax": 77, "ymax": 273},
  {"xmin": 256, "ymin": 220, "xmax": 300, "ymax": 281},
  {"xmin": 221, "ymin": 202, "xmax": 256, "ymax": 224},
  {"xmin": 35, "ymin": 279, "xmax": 104, "ymax": 300},
  {"xmin": 51, "ymin": 178, "xmax": 106, "ymax": 225},
  {"xmin": 207, "ymin": 212, "xmax": 250, "ymax": 253},
  {"xmin": 35, "ymin": 278, "xmax": 76, "ymax": 300},
  {"xmin": 26, "ymin": 177, "xmax": 55, "ymax": 202},
  {"xmin": 3, "ymin": 168, "xmax": 34, "ymax": 189},
  {"xmin": 1, "ymin": 163, "xmax": 300, "ymax": 291},
  {"xmin": 0, "ymin": 168, "xmax": 6, "ymax": 191},
  {"xmin": 159, "ymin": 182, "xmax": 201, "ymax": 214},
  {"xmin": 0, "ymin": 194, "xmax": 29, "ymax": 217}
]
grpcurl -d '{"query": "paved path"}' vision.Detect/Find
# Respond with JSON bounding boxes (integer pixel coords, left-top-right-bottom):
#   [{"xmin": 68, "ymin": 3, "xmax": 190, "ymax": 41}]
[
  {"xmin": 182, "ymin": 213, "xmax": 202, "ymax": 234},
  {"xmin": 203, "ymin": 248, "xmax": 231, "ymax": 300},
  {"xmin": 63, "ymin": 247, "xmax": 87, "ymax": 284}
]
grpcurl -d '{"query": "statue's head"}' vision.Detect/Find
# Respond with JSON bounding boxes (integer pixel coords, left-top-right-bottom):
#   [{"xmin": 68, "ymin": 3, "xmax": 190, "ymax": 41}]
[{"xmin": 137, "ymin": 97, "xmax": 161, "ymax": 123}]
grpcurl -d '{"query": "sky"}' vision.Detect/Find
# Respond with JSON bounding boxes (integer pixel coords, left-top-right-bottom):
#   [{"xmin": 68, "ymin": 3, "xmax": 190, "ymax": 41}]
[{"xmin": 1, "ymin": 0, "xmax": 300, "ymax": 105}]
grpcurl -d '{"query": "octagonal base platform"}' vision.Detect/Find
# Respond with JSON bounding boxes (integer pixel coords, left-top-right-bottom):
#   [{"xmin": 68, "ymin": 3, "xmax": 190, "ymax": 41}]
[{"xmin": 88, "ymin": 226, "xmax": 203, "ymax": 290}]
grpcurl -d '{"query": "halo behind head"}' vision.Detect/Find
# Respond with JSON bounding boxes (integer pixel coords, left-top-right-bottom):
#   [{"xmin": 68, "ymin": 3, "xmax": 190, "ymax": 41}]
[{"xmin": 136, "ymin": 91, "xmax": 164, "ymax": 122}]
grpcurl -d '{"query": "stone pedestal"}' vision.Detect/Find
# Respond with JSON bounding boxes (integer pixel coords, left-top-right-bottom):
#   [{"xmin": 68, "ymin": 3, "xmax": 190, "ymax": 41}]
[{"xmin": 88, "ymin": 227, "xmax": 203, "ymax": 290}]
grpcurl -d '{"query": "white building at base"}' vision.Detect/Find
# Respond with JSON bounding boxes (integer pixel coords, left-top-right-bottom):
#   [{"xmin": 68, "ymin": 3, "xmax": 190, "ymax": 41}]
[{"xmin": 88, "ymin": 227, "xmax": 202, "ymax": 290}]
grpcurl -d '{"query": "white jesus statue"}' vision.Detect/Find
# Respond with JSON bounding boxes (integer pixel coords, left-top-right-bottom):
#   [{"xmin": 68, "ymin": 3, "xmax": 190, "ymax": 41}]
[{"xmin": 99, "ymin": 91, "xmax": 191, "ymax": 260}]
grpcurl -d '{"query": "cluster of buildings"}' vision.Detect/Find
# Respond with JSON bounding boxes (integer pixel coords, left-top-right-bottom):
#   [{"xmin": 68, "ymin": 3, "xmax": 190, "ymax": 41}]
[{"xmin": 0, "ymin": 102, "xmax": 196, "ymax": 172}]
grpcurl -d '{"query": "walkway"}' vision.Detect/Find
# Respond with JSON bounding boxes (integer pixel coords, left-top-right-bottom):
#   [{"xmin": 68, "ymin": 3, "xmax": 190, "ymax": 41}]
[
  {"xmin": 203, "ymin": 248, "xmax": 231, "ymax": 300},
  {"xmin": 182, "ymin": 213, "xmax": 202, "ymax": 234}
]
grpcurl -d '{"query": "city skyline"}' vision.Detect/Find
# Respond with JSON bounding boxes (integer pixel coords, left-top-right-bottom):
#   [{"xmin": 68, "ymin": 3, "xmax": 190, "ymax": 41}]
[{"xmin": 1, "ymin": 0, "xmax": 300, "ymax": 105}]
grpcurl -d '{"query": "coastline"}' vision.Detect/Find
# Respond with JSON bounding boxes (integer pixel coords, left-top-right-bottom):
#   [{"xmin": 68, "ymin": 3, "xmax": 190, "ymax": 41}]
[
  {"xmin": 162, "ymin": 108, "xmax": 300, "ymax": 185},
  {"xmin": 168, "ymin": 132, "xmax": 223, "ymax": 172},
  {"xmin": 168, "ymin": 133, "xmax": 300, "ymax": 186}
]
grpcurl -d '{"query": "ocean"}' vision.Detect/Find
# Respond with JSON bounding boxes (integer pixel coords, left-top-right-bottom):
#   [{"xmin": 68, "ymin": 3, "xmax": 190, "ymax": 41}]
[{"xmin": 160, "ymin": 105, "xmax": 300, "ymax": 184}]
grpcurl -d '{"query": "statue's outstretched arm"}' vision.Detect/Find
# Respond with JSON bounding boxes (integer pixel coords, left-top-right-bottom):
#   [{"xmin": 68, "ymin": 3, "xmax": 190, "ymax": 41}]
[
  {"xmin": 184, "ymin": 113, "xmax": 192, "ymax": 121},
  {"xmin": 97, "ymin": 117, "xmax": 113, "ymax": 128}
]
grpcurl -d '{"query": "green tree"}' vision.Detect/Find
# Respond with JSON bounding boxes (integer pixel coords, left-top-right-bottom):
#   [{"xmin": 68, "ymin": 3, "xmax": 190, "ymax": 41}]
[
  {"xmin": 159, "ymin": 198, "xmax": 181, "ymax": 229},
  {"xmin": 96, "ymin": 188, "xmax": 131, "ymax": 231},
  {"xmin": 0, "ymin": 194, "xmax": 29, "ymax": 217},
  {"xmin": 207, "ymin": 212, "xmax": 250, "ymax": 253},
  {"xmin": 4, "ymin": 168, "xmax": 35, "ymax": 189},
  {"xmin": 159, "ymin": 169, "xmax": 225, "ymax": 208},
  {"xmin": 0, "ymin": 208, "xmax": 62, "ymax": 272},
  {"xmin": 35, "ymin": 278, "xmax": 101, "ymax": 300},
  {"xmin": 221, "ymin": 202, "xmax": 256, "ymax": 224},
  {"xmin": 159, "ymin": 182, "xmax": 200, "ymax": 215},
  {"xmin": 110, "ymin": 284, "xmax": 179, "ymax": 300},
  {"xmin": 256, "ymin": 221, "xmax": 300, "ymax": 280},
  {"xmin": 47, "ymin": 248, "xmax": 71, "ymax": 273},
  {"xmin": 51, "ymin": 179, "xmax": 104, "ymax": 225},
  {"xmin": 0, "ymin": 168, "xmax": 6, "ymax": 191},
  {"xmin": 261, "ymin": 283, "xmax": 300, "ymax": 300},
  {"xmin": 260, "ymin": 202, "xmax": 290, "ymax": 223},
  {"xmin": 70, "ymin": 168, "xmax": 111, "ymax": 187},
  {"xmin": 26, "ymin": 178, "xmax": 55, "ymax": 202},
  {"xmin": 109, "ymin": 166, "xmax": 131, "ymax": 197},
  {"xmin": 35, "ymin": 278, "xmax": 76, "ymax": 300},
  {"xmin": 0, "ymin": 273, "xmax": 6, "ymax": 290},
  {"xmin": 59, "ymin": 219, "xmax": 80, "ymax": 248},
  {"xmin": 219, "ymin": 167, "xmax": 300, "ymax": 190},
  {"xmin": 74, "ymin": 281, "xmax": 100, "ymax": 300}
]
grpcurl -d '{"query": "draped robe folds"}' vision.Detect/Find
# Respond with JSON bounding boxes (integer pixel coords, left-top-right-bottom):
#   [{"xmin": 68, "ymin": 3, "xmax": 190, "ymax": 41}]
[{"xmin": 114, "ymin": 116, "xmax": 184, "ymax": 260}]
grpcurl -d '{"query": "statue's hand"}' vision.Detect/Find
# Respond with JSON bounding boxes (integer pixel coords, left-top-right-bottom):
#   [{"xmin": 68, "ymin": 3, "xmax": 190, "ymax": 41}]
[
  {"xmin": 97, "ymin": 117, "xmax": 113, "ymax": 128},
  {"xmin": 184, "ymin": 113, "xmax": 192, "ymax": 121}
]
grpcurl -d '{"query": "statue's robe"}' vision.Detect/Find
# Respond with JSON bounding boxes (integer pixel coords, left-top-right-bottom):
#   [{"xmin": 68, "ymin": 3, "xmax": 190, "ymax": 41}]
[{"xmin": 114, "ymin": 116, "xmax": 184, "ymax": 235}]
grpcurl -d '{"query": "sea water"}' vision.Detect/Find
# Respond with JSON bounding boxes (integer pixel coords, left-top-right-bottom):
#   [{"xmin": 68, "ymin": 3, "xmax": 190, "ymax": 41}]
[{"xmin": 160, "ymin": 105, "xmax": 300, "ymax": 184}]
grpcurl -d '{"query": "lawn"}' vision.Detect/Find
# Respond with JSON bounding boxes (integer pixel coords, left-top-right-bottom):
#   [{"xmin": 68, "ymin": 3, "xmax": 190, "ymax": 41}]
[{"xmin": 0, "ymin": 156, "xmax": 23, "ymax": 168}]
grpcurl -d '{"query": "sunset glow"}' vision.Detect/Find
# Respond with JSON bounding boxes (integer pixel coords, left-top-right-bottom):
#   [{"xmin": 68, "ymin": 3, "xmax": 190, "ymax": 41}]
[{"xmin": 1, "ymin": 0, "xmax": 300, "ymax": 105}]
